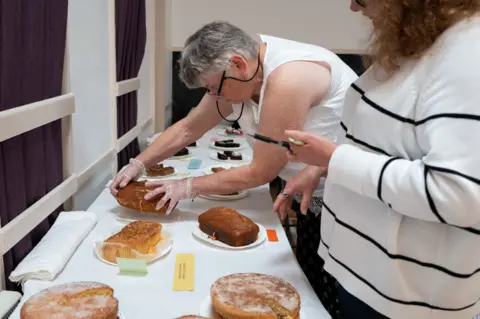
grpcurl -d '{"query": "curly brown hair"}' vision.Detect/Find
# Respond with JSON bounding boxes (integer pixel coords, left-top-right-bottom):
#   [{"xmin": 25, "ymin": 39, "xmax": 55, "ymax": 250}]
[{"xmin": 366, "ymin": 0, "xmax": 480, "ymax": 73}]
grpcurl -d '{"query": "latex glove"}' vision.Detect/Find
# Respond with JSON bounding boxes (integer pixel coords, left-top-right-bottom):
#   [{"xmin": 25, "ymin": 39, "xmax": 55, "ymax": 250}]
[
  {"xmin": 285, "ymin": 130, "xmax": 337, "ymax": 167},
  {"xmin": 273, "ymin": 165, "xmax": 325, "ymax": 218},
  {"xmin": 110, "ymin": 158, "xmax": 146, "ymax": 195},
  {"xmin": 144, "ymin": 177, "xmax": 195, "ymax": 214}
]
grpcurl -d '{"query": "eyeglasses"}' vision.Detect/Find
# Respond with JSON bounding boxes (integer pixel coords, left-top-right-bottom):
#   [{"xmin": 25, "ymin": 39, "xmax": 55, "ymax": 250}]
[
  {"xmin": 207, "ymin": 52, "xmax": 262, "ymax": 97},
  {"xmin": 355, "ymin": 0, "xmax": 366, "ymax": 7},
  {"xmin": 209, "ymin": 51, "xmax": 262, "ymax": 124}
]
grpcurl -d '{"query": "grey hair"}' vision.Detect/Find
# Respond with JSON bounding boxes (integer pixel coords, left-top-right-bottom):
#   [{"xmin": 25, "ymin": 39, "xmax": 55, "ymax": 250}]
[{"xmin": 178, "ymin": 21, "xmax": 259, "ymax": 89}]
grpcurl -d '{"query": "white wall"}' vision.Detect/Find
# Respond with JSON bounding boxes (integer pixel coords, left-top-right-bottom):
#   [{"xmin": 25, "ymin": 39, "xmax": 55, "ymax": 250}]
[
  {"xmin": 170, "ymin": 0, "xmax": 372, "ymax": 53},
  {"xmin": 163, "ymin": 0, "xmax": 173, "ymax": 129},
  {"xmin": 67, "ymin": 0, "xmax": 114, "ymax": 210},
  {"xmin": 137, "ymin": 9, "xmax": 154, "ymax": 150},
  {"xmin": 67, "ymin": 0, "xmax": 155, "ymax": 209}
]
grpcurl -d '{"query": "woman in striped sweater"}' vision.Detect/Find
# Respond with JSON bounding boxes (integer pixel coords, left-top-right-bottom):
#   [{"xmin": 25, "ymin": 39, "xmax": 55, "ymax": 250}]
[{"xmin": 274, "ymin": 1, "xmax": 480, "ymax": 318}]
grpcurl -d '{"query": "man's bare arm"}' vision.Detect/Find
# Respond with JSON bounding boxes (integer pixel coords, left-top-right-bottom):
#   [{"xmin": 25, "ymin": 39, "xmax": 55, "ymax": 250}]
[{"xmin": 137, "ymin": 94, "xmax": 232, "ymax": 167}]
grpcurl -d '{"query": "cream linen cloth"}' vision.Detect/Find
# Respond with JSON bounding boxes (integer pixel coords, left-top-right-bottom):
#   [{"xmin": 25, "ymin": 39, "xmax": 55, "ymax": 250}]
[{"xmin": 9, "ymin": 211, "xmax": 97, "ymax": 286}]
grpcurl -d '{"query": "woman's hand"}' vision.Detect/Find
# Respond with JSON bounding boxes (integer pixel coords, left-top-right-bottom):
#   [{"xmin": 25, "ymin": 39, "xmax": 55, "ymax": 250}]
[
  {"xmin": 273, "ymin": 165, "xmax": 326, "ymax": 218},
  {"xmin": 110, "ymin": 159, "xmax": 145, "ymax": 195},
  {"xmin": 285, "ymin": 130, "xmax": 337, "ymax": 167},
  {"xmin": 144, "ymin": 177, "xmax": 195, "ymax": 214}
]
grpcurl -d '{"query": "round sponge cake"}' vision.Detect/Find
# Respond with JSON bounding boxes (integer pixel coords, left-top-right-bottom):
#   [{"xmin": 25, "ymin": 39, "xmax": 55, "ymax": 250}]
[
  {"xmin": 21, "ymin": 282, "xmax": 118, "ymax": 319},
  {"xmin": 211, "ymin": 273, "xmax": 300, "ymax": 319}
]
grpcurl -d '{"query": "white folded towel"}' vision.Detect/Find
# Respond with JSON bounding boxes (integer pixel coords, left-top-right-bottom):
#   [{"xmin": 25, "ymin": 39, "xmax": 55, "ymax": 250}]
[{"xmin": 9, "ymin": 211, "xmax": 97, "ymax": 287}]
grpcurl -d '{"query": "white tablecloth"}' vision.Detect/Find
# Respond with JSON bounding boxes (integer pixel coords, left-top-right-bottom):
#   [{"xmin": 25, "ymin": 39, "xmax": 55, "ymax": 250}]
[{"xmin": 10, "ymin": 126, "xmax": 330, "ymax": 319}]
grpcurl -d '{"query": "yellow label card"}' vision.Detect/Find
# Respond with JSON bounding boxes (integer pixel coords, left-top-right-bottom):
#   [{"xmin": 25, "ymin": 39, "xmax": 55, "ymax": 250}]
[{"xmin": 172, "ymin": 254, "xmax": 195, "ymax": 291}]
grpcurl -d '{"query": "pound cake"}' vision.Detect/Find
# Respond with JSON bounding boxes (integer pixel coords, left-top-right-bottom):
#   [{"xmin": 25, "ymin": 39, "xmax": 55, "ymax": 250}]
[
  {"xmin": 198, "ymin": 207, "xmax": 259, "ymax": 247},
  {"xmin": 115, "ymin": 181, "xmax": 170, "ymax": 213},
  {"xmin": 21, "ymin": 282, "xmax": 118, "ymax": 319},
  {"xmin": 102, "ymin": 221, "xmax": 162, "ymax": 262},
  {"xmin": 211, "ymin": 273, "xmax": 300, "ymax": 319},
  {"xmin": 146, "ymin": 163, "xmax": 175, "ymax": 177}
]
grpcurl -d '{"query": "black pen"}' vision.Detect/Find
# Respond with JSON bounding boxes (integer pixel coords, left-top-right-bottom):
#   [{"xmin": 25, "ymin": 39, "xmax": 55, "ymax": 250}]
[{"xmin": 247, "ymin": 133, "xmax": 291, "ymax": 150}]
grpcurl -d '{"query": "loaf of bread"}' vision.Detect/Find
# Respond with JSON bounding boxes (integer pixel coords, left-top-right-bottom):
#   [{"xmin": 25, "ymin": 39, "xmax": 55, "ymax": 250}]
[
  {"xmin": 146, "ymin": 163, "xmax": 175, "ymax": 177},
  {"xmin": 102, "ymin": 221, "xmax": 162, "ymax": 262},
  {"xmin": 21, "ymin": 282, "xmax": 118, "ymax": 319},
  {"xmin": 115, "ymin": 181, "xmax": 170, "ymax": 213},
  {"xmin": 211, "ymin": 273, "xmax": 300, "ymax": 319},
  {"xmin": 198, "ymin": 207, "xmax": 259, "ymax": 247}
]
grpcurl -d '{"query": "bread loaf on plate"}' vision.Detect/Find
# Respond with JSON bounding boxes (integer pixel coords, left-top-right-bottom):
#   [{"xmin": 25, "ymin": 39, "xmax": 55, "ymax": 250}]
[
  {"xmin": 198, "ymin": 207, "xmax": 259, "ymax": 247},
  {"xmin": 115, "ymin": 181, "xmax": 171, "ymax": 213},
  {"xmin": 101, "ymin": 221, "xmax": 162, "ymax": 263}
]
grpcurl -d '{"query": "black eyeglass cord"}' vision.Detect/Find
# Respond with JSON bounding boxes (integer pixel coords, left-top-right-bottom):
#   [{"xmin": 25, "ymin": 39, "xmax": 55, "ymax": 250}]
[
  {"xmin": 215, "ymin": 48, "xmax": 261, "ymax": 123},
  {"xmin": 216, "ymin": 101, "xmax": 244, "ymax": 123}
]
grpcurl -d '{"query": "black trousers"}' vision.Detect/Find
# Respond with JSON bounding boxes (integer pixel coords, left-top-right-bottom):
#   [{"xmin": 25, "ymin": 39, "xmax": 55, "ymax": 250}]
[
  {"xmin": 292, "ymin": 200, "xmax": 340, "ymax": 319},
  {"xmin": 338, "ymin": 285, "xmax": 389, "ymax": 319},
  {"xmin": 293, "ymin": 201, "xmax": 389, "ymax": 319}
]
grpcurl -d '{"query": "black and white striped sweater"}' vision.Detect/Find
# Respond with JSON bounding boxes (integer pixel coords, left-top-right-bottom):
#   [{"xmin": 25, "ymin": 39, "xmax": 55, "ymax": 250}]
[{"xmin": 320, "ymin": 17, "xmax": 480, "ymax": 319}]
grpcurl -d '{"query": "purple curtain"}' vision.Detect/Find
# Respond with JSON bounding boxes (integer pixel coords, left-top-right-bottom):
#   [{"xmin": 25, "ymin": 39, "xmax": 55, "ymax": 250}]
[
  {"xmin": 115, "ymin": 0, "xmax": 146, "ymax": 170},
  {"xmin": 0, "ymin": 0, "xmax": 68, "ymax": 290}
]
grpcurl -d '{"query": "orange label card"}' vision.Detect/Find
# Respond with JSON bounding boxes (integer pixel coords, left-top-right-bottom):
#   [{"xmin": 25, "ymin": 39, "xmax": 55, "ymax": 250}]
[{"xmin": 266, "ymin": 229, "xmax": 279, "ymax": 242}]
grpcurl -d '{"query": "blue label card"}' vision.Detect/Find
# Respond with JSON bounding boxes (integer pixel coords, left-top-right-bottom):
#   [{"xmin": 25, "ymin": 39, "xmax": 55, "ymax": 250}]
[{"xmin": 188, "ymin": 159, "xmax": 202, "ymax": 169}]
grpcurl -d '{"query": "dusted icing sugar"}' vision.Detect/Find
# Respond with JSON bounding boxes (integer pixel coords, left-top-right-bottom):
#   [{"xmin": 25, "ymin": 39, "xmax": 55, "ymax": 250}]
[
  {"xmin": 211, "ymin": 273, "xmax": 300, "ymax": 316},
  {"xmin": 44, "ymin": 282, "xmax": 107, "ymax": 295},
  {"xmin": 21, "ymin": 282, "xmax": 118, "ymax": 319}
]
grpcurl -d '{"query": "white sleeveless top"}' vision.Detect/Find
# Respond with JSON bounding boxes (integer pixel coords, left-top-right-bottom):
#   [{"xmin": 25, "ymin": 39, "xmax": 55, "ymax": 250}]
[{"xmin": 232, "ymin": 34, "xmax": 358, "ymax": 200}]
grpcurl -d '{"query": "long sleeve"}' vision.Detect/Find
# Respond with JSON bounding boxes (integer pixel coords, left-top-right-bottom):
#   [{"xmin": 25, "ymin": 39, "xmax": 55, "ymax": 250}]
[{"xmin": 327, "ymin": 27, "xmax": 480, "ymax": 228}]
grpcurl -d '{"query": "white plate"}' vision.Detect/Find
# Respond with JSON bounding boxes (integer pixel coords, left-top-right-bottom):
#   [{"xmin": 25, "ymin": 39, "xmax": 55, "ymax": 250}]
[
  {"xmin": 116, "ymin": 207, "xmax": 181, "ymax": 224},
  {"xmin": 93, "ymin": 230, "xmax": 173, "ymax": 266},
  {"xmin": 199, "ymin": 296, "xmax": 307, "ymax": 318},
  {"xmin": 209, "ymin": 152, "xmax": 251, "ymax": 164},
  {"xmin": 192, "ymin": 223, "xmax": 266, "ymax": 250},
  {"xmin": 170, "ymin": 153, "xmax": 192, "ymax": 160},
  {"xmin": 138, "ymin": 170, "xmax": 177, "ymax": 180},
  {"xmin": 199, "ymin": 190, "xmax": 249, "ymax": 201},
  {"xmin": 202, "ymin": 164, "xmax": 243, "ymax": 175},
  {"xmin": 138, "ymin": 171, "xmax": 192, "ymax": 181},
  {"xmin": 209, "ymin": 141, "xmax": 247, "ymax": 152},
  {"xmin": 216, "ymin": 129, "xmax": 244, "ymax": 137}
]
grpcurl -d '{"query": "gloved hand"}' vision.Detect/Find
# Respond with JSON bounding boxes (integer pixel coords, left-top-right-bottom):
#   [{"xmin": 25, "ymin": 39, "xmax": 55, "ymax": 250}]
[
  {"xmin": 110, "ymin": 158, "xmax": 146, "ymax": 196},
  {"xmin": 144, "ymin": 177, "xmax": 195, "ymax": 214}
]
